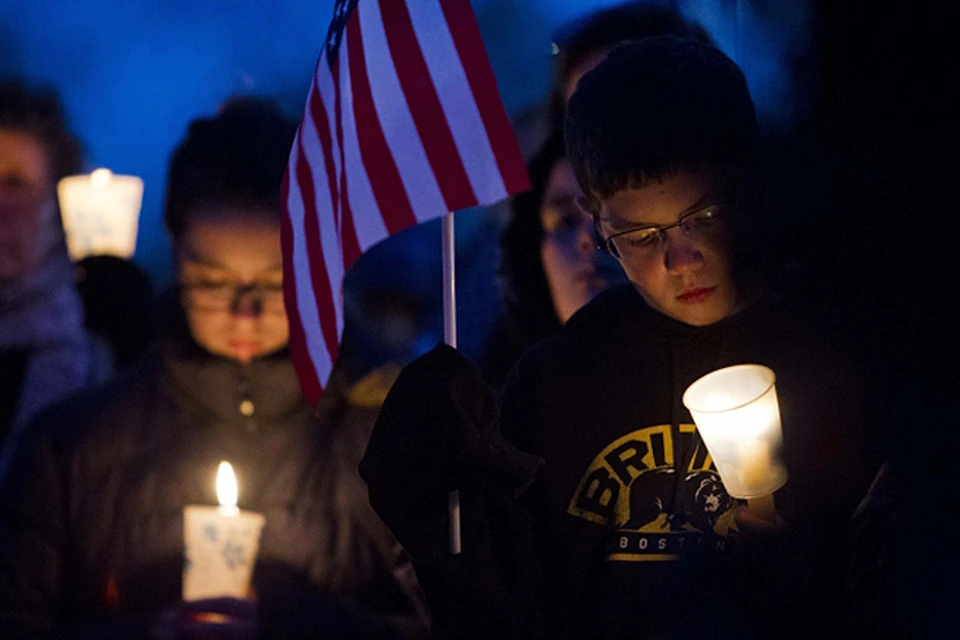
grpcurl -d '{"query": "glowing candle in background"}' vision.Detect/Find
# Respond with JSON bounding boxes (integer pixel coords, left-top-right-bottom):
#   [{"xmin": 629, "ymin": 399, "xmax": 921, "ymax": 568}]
[
  {"xmin": 183, "ymin": 461, "xmax": 265, "ymax": 601},
  {"xmin": 57, "ymin": 168, "xmax": 143, "ymax": 261},
  {"xmin": 683, "ymin": 364, "xmax": 787, "ymax": 519}
]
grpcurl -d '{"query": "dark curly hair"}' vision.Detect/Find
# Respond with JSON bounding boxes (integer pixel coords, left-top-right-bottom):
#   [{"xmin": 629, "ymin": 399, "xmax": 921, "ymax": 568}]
[
  {"xmin": 0, "ymin": 79, "xmax": 83, "ymax": 188},
  {"xmin": 497, "ymin": 132, "xmax": 566, "ymax": 344},
  {"xmin": 164, "ymin": 96, "xmax": 296, "ymax": 240}
]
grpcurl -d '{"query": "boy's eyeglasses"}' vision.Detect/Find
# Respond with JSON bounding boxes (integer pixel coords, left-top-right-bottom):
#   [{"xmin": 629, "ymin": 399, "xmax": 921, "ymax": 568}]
[
  {"xmin": 597, "ymin": 201, "xmax": 731, "ymax": 261},
  {"xmin": 180, "ymin": 280, "xmax": 286, "ymax": 315}
]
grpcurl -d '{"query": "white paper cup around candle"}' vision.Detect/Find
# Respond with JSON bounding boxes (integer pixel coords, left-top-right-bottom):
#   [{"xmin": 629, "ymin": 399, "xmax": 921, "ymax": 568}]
[
  {"xmin": 682, "ymin": 364, "xmax": 787, "ymax": 500},
  {"xmin": 182, "ymin": 462, "xmax": 265, "ymax": 601},
  {"xmin": 738, "ymin": 438, "xmax": 773, "ymax": 494},
  {"xmin": 57, "ymin": 168, "xmax": 143, "ymax": 261}
]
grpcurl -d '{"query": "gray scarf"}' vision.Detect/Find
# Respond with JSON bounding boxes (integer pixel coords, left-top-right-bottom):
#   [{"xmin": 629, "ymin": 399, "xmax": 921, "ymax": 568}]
[{"xmin": 0, "ymin": 249, "xmax": 109, "ymax": 448}]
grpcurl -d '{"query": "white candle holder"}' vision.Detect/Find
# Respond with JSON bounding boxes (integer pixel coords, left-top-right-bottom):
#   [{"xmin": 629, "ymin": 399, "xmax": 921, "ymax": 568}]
[
  {"xmin": 182, "ymin": 462, "xmax": 265, "ymax": 601},
  {"xmin": 57, "ymin": 168, "xmax": 143, "ymax": 260},
  {"xmin": 682, "ymin": 365, "xmax": 788, "ymax": 504}
]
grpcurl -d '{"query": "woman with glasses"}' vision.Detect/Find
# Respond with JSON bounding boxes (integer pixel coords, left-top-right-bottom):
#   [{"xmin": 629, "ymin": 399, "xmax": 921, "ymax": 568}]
[
  {"xmin": 479, "ymin": 132, "xmax": 624, "ymax": 392},
  {"xmin": 0, "ymin": 98, "xmax": 428, "ymax": 639}
]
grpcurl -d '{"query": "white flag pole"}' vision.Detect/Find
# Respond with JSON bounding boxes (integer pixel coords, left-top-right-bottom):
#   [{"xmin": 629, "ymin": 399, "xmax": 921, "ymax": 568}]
[{"xmin": 442, "ymin": 211, "xmax": 462, "ymax": 555}]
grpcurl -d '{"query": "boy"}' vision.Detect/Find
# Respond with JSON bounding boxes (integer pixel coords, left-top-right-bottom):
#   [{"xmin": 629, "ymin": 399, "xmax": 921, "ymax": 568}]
[{"xmin": 362, "ymin": 36, "xmax": 870, "ymax": 639}]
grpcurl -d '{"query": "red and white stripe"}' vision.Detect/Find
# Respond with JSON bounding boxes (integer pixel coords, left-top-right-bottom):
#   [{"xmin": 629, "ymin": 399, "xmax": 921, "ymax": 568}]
[{"xmin": 282, "ymin": 0, "xmax": 529, "ymax": 408}]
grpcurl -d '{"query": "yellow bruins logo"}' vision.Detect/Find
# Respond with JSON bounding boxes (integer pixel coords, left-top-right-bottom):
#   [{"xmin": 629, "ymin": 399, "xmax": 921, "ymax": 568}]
[{"xmin": 568, "ymin": 425, "xmax": 738, "ymax": 561}]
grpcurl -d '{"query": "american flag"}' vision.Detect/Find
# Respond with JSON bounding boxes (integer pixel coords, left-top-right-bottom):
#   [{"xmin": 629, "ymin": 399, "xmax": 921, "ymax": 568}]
[{"xmin": 282, "ymin": 0, "xmax": 530, "ymax": 408}]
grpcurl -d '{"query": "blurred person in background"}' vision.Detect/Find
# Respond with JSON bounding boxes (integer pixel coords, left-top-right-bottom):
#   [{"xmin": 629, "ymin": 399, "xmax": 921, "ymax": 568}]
[
  {"xmin": 512, "ymin": 1, "xmax": 711, "ymax": 159},
  {"xmin": 547, "ymin": 1, "xmax": 711, "ymax": 127},
  {"xmin": 0, "ymin": 80, "xmax": 110, "ymax": 458},
  {"xmin": 479, "ymin": 132, "xmax": 624, "ymax": 391},
  {"xmin": 75, "ymin": 254, "xmax": 155, "ymax": 370},
  {"xmin": 0, "ymin": 97, "xmax": 428, "ymax": 639}
]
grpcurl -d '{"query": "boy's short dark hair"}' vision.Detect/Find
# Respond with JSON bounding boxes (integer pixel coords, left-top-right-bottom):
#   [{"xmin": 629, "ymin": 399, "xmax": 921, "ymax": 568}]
[
  {"xmin": 549, "ymin": 3, "xmax": 711, "ymax": 130},
  {"xmin": 0, "ymin": 79, "xmax": 82, "ymax": 186},
  {"xmin": 163, "ymin": 96, "xmax": 296, "ymax": 240},
  {"xmin": 565, "ymin": 36, "xmax": 758, "ymax": 210}
]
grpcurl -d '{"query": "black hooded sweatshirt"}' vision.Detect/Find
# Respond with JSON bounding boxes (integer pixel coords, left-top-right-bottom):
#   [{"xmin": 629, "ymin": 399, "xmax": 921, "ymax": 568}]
[{"xmin": 504, "ymin": 283, "xmax": 875, "ymax": 638}]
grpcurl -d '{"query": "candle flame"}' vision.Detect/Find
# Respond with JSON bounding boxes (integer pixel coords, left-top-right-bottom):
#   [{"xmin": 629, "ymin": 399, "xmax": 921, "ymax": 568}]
[
  {"xmin": 90, "ymin": 168, "xmax": 113, "ymax": 188},
  {"xmin": 216, "ymin": 461, "xmax": 238, "ymax": 508}
]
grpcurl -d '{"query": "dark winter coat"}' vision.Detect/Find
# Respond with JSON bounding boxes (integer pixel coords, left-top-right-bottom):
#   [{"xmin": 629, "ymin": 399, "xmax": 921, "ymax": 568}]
[{"xmin": 0, "ymin": 331, "xmax": 426, "ymax": 639}]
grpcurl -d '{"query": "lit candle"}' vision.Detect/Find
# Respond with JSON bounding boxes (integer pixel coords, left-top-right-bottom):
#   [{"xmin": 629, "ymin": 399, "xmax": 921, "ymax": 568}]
[
  {"xmin": 57, "ymin": 168, "xmax": 143, "ymax": 261},
  {"xmin": 182, "ymin": 462, "xmax": 265, "ymax": 601},
  {"xmin": 216, "ymin": 461, "xmax": 240, "ymax": 516},
  {"xmin": 683, "ymin": 365, "xmax": 788, "ymax": 519}
]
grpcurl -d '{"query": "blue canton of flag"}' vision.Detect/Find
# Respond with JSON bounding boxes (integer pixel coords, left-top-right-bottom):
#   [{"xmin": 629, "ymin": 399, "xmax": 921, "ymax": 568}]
[{"xmin": 324, "ymin": 0, "xmax": 357, "ymax": 64}]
